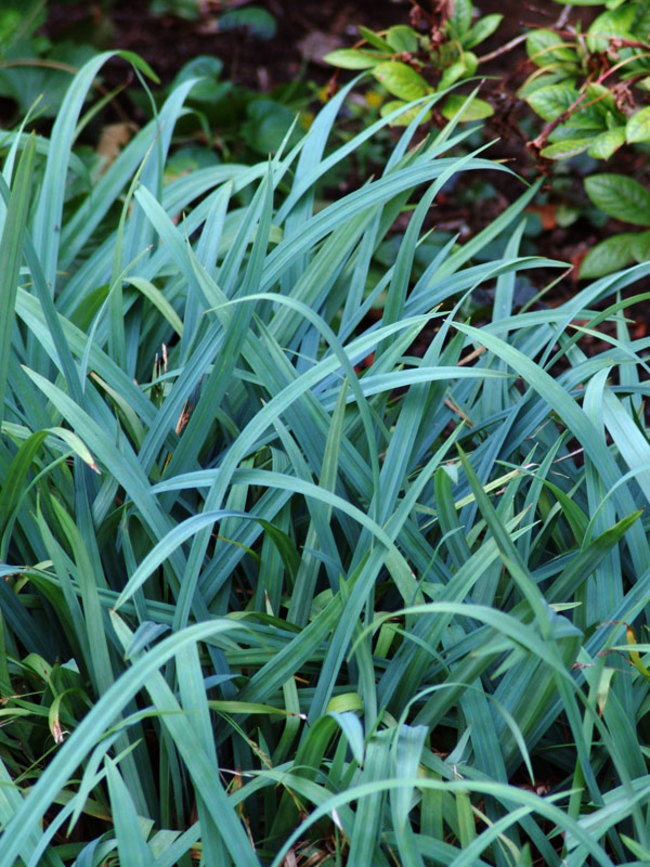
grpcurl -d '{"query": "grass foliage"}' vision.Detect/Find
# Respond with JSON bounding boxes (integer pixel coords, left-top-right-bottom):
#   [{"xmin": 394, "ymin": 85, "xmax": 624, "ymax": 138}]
[{"xmin": 1, "ymin": 54, "xmax": 650, "ymax": 865}]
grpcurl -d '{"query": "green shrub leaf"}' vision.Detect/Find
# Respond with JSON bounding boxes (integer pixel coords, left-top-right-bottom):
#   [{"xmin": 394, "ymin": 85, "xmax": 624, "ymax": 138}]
[
  {"xmin": 540, "ymin": 138, "xmax": 592, "ymax": 159},
  {"xmin": 439, "ymin": 59, "xmax": 473, "ymax": 90},
  {"xmin": 584, "ymin": 173, "xmax": 650, "ymax": 224},
  {"xmin": 324, "ymin": 48, "xmax": 385, "ymax": 69},
  {"xmin": 448, "ymin": 0, "xmax": 473, "ymax": 36},
  {"xmin": 526, "ymin": 29, "xmax": 580, "ymax": 66},
  {"xmin": 579, "ymin": 232, "xmax": 639, "ymax": 278},
  {"xmin": 218, "ymin": 6, "xmax": 277, "ymax": 40},
  {"xmin": 358, "ymin": 25, "xmax": 393, "ymax": 52},
  {"xmin": 440, "ymin": 93, "xmax": 494, "ymax": 120},
  {"xmin": 372, "ymin": 61, "xmax": 431, "ymax": 101},
  {"xmin": 587, "ymin": 126, "xmax": 626, "ymax": 159},
  {"xmin": 464, "ymin": 14, "xmax": 503, "ymax": 49},
  {"xmin": 630, "ymin": 228, "xmax": 650, "ymax": 262},
  {"xmin": 241, "ymin": 99, "xmax": 300, "ymax": 155},
  {"xmin": 626, "ymin": 106, "xmax": 650, "ymax": 143},
  {"xmin": 586, "ymin": 6, "xmax": 635, "ymax": 53},
  {"xmin": 526, "ymin": 82, "xmax": 579, "ymax": 121},
  {"xmin": 379, "ymin": 99, "xmax": 430, "ymax": 126},
  {"xmin": 385, "ymin": 25, "xmax": 419, "ymax": 53}
]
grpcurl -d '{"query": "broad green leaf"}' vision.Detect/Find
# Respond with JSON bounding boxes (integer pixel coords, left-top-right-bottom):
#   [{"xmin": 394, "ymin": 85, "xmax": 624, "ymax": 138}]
[
  {"xmin": 464, "ymin": 14, "xmax": 503, "ymax": 49},
  {"xmin": 172, "ymin": 55, "xmax": 227, "ymax": 103},
  {"xmin": 526, "ymin": 29, "xmax": 580, "ymax": 66},
  {"xmin": 585, "ymin": 82, "xmax": 619, "ymax": 114},
  {"xmin": 439, "ymin": 60, "xmax": 472, "ymax": 90},
  {"xmin": 358, "ymin": 25, "xmax": 393, "ymax": 52},
  {"xmin": 0, "ymin": 1, "xmax": 44, "ymax": 56},
  {"xmin": 448, "ymin": 0, "xmax": 473, "ymax": 36},
  {"xmin": 630, "ymin": 228, "xmax": 650, "ymax": 261},
  {"xmin": 626, "ymin": 106, "xmax": 650, "ymax": 143},
  {"xmin": 324, "ymin": 48, "xmax": 385, "ymax": 69},
  {"xmin": 385, "ymin": 25, "xmax": 419, "ymax": 53},
  {"xmin": 584, "ymin": 173, "xmax": 650, "ymax": 225},
  {"xmin": 218, "ymin": 5, "xmax": 277, "ymax": 40},
  {"xmin": 241, "ymin": 99, "xmax": 300, "ymax": 155},
  {"xmin": 587, "ymin": 126, "xmax": 626, "ymax": 159},
  {"xmin": 540, "ymin": 138, "xmax": 592, "ymax": 159},
  {"xmin": 586, "ymin": 7, "xmax": 635, "ymax": 53},
  {"xmin": 380, "ymin": 99, "xmax": 431, "ymax": 126},
  {"xmin": 441, "ymin": 94, "xmax": 494, "ymax": 120},
  {"xmin": 372, "ymin": 61, "xmax": 431, "ymax": 102},
  {"xmin": 526, "ymin": 82, "xmax": 579, "ymax": 121},
  {"xmin": 579, "ymin": 232, "xmax": 639, "ymax": 278}
]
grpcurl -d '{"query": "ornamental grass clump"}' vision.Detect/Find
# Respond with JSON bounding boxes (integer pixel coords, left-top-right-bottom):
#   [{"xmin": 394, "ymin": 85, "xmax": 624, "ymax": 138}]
[{"xmin": 1, "ymin": 53, "xmax": 650, "ymax": 865}]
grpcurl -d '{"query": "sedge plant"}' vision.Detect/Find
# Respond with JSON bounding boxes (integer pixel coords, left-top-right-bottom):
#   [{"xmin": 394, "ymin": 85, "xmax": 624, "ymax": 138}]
[{"xmin": 0, "ymin": 52, "xmax": 650, "ymax": 866}]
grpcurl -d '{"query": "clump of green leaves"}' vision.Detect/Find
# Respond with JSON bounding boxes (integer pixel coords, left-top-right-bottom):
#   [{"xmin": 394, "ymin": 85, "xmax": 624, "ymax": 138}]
[
  {"xmin": 151, "ymin": 0, "xmax": 277, "ymax": 36},
  {"xmin": 325, "ymin": 0, "xmax": 501, "ymax": 124},
  {"xmin": 0, "ymin": 0, "xmax": 98, "ymax": 119},
  {"xmin": 577, "ymin": 173, "xmax": 650, "ymax": 276},
  {"xmin": 3, "ymin": 49, "xmax": 650, "ymax": 865},
  {"xmin": 519, "ymin": 0, "xmax": 650, "ymax": 161},
  {"xmin": 521, "ymin": 0, "xmax": 650, "ymax": 277},
  {"xmin": 327, "ymin": 0, "xmax": 650, "ymax": 280},
  {"xmin": 163, "ymin": 53, "xmax": 307, "ymax": 161}
]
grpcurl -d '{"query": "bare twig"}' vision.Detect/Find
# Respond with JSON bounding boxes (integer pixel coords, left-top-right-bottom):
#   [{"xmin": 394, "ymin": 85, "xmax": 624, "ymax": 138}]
[{"xmin": 477, "ymin": 32, "xmax": 529, "ymax": 64}]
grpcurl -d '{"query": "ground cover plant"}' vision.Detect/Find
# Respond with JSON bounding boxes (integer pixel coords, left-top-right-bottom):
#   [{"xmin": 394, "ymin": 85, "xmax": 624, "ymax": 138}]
[
  {"xmin": 2, "ymin": 48, "xmax": 650, "ymax": 866},
  {"xmin": 327, "ymin": 0, "xmax": 650, "ymax": 281}
]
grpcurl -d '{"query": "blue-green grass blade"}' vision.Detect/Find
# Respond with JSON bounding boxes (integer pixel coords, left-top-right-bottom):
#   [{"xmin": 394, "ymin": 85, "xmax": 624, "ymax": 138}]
[
  {"xmin": 270, "ymin": 778, "xmax": 614, "ymax": 867},
  {"xmin": 0, "ymin": 134, "xmax": 35, "ymax": 427},
  {"xmin": 104, "ymin": 758, "xmax": 155, "ymax": 867},
  {"xmin": 457, "ymin": 447, "xmax": 551, "ymax": 633},
  {"xmin": 0, "ymin": 619, "xmax": 247, "ymax": 867},
  {"xmin": 110, "ymin": 614, "xmax": 258, "ymax": 866}
]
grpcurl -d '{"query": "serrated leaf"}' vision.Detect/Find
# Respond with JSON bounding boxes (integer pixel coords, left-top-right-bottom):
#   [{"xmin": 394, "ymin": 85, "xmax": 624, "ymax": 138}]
[
  {"xmin": 324, "ymin": 48, "xmax": 385, "ymax": 69},
  {"xmin": 464, "ymin": 14, "xmax": 502, "ymax": 49},
  {"xmin": 372, "ymin": 61, "xmax": 431, "ymax": 102},
  {"xmin": 579, "ymin": 232, "xmax": 639, "ymax": 278},
  {"xmin": 441, "ymin": 94, "xmax": 494, "ymax": 120},
  {"xmin": 587, "ymin": 126, "xmax": 626, "ymax": 159},
  {"xmin": 540, "ymin": 138, "xmax": 592, "ymax": 159},
  {"xmin": 518, "ymin": 71, "xmax": 575, "ymax": 99},
  {"xmin": 564, "ymin": 90, "xmax": 611, "ymax": 131},
  {"xmin": 586, "ymin": 7, "xmax": 635, "ymax": 53},
  {"xmin": 526, "ymin": 29, "xmax": 580, "ymax": 66},
  {"xmin": 627, "ymin": 107, "xmax": 650, "ymax": 143},
  {"xmin": 385, "ymin": 25, "xmax": 419, "ymax": 53},
  {"xmin": 584, "ymin": 173, "xmax": 650, "ymax": 224},
  {"xmin": 585, "ymin": 82, "xmax": 618, "ymax": 113},
  {"xmin": 526, "ymin": 83, "xmax": 579, "ymax": 121}
]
